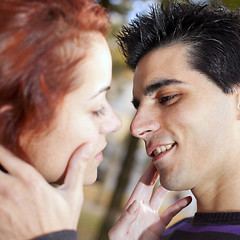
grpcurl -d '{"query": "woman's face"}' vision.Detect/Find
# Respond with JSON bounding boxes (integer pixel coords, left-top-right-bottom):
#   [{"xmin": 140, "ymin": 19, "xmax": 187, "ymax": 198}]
[{"xmin": 20, "ymin": 34, "xmax": 121, "ymax": 185}]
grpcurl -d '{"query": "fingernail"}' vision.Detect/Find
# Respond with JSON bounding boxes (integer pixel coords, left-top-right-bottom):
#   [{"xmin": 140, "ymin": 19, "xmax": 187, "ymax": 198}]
[
  {"xmin": 184, "ymin": 196, "xmax": 192, "ymax": 206},
  {"xmin": 128, "ymin": 200, "xmax": 139, "ymax": 214}
]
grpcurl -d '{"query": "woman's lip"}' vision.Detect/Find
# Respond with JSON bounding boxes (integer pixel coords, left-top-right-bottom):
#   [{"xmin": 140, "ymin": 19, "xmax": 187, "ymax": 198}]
[
  {"xmin": 95, "ymin": 152, "xmax": 103, "ymax": 162},
  {"xmin": 94, "ymin": 143, "xmax": 107, "ymax": 163},
  {"xmin": 152, "ymin": 144, "xmax": 176, "ymax": 163}
]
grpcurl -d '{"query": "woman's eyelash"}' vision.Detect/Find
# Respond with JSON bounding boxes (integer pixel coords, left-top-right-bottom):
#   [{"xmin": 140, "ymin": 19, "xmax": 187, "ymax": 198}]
[
  {"xmin": 93, "ymin": 106, "xmax": 105, "ymax": 117},
  {"xmin": 158, "ymin": 94, "xmax": 179, "ymax": 105}
]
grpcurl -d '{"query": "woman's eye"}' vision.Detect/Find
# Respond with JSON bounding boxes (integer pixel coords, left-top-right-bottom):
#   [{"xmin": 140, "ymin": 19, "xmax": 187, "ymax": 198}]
[
  {"xmin": 158, "ymin": 94, "xmax": 179, "ymax": 105},
  {"xmin": 93, "ymin": 106, "xmax": 105, "ymax": 117}
]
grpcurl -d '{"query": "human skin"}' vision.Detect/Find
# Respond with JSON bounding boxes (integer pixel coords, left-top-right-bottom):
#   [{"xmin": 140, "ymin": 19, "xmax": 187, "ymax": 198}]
[
  {"xmin": 109, "ymin": 43, "xmax": 240, "ymax": 239},
  {"xmin": 0, "ymin": 40, "xmax": 195, "ymax": 240},
  {"xmin": 3, "ymin": 39, "xmax": 240, "ymax": 240},
  {"xmin": 109, "ymin": 164, "xmax": 191, "ymax": 240},
  {"xmin": 20, "ymin": 33, "xmax": 121, "ymax": 185},
  {"xmin": 131, "ymin": 43, "xmax": 240, "ymax": 212},
  {"xmin": 0, "ymin": 143, "xmax": 91, "ymax": 239},
  {"xmin": 0, "ymin": 33, "xmax": 122, "ymax": 239}
]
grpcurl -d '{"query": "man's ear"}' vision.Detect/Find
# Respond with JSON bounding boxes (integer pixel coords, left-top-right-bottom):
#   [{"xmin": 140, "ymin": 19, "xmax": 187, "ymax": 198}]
[{"xmin": 233, "ymin": 86, "xmax": 240, "ymax": 119}]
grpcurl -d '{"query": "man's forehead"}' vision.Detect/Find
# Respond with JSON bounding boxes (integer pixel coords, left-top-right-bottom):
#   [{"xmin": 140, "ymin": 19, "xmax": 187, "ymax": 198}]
[{"xmin": 132, "ymin": 44, "xmax": 195, "ymax": 96}]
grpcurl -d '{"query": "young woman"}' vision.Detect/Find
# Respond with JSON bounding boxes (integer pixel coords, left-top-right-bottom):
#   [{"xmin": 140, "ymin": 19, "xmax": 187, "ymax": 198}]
[
  {"xmin": 0, "ymin": 0, "xmax": 120, "ymax": 238},
  {"xmin": 0, "ymin": 0, "xmax": 190, "ymax": 239}
]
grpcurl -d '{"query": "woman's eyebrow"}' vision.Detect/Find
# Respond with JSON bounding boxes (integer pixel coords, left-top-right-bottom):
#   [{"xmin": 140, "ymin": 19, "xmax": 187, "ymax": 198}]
[{"xmin": 90, "ymin": 86, "xmax": 110, "ymax": 100}]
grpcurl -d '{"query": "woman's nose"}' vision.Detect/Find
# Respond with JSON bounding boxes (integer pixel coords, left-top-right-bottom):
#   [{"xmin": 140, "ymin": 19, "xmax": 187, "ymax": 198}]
[
  {"xmin": 100, "ymin": 107, "xmax": 122, "ymax": 134},
  {"xmin": 111, "ymin": 111, "xmax": 122, "ymax": 132}
]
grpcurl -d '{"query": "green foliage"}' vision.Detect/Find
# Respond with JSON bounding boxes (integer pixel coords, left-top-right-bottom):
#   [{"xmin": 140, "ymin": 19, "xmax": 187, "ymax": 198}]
[
  {"xmin": 97, "ymin": 0, "xmax": 130, "ymax": 15},
  {"xmin": 211, "ymin": 0, "xmax": 240, "ymax": 9}
]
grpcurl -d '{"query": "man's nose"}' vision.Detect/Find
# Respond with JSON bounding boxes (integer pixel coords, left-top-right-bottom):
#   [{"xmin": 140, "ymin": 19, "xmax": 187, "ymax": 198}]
[{"xmin": 130, "ymin": 107, "xmax": 160, "ymax": 138}]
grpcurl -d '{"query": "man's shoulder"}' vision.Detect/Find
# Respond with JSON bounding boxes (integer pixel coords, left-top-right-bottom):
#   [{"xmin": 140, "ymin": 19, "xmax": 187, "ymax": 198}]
[
  {"xmin": 163, "ymin": 217, "xmax": 193, "ymax": 236},
  {"xmin": 161, "ymin": 212, "xmax": 240, "ymax": 240},
  {"xmin": 33, "ymin": 230, "xmax": 78, "ymax": 240}
]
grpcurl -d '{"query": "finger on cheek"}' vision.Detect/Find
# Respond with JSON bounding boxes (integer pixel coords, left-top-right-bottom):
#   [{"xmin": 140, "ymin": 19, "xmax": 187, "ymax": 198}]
[
  {"xmin": 71, "ymin": 144, "xmax": 93, "ymax": 167},
  {"xmin": 61, "ymin": 143, "xmax": 93, "ymax": 192}
]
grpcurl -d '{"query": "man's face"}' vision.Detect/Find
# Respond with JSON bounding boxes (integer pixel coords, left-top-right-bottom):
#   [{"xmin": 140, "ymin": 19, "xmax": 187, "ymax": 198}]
[{"xmin": 131, "ymin": 44, "xmax": 239, "ymax": 191}]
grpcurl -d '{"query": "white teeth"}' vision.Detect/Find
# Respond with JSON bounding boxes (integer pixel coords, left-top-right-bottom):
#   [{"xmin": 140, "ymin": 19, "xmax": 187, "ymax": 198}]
[
  {"xmin": 161, "ymin": 146, "xmax": 166, "ymax": 152},
  {"xmin": 154, "ymin": 147, "xmax": 161, "ymax": 155},
  {"xmin": 166, "ymin": 144, "xmax": 172, "ymax": 150},
  {"xmin": 153, "ymin": 144, "xmax": 174, "ymax": 156}
]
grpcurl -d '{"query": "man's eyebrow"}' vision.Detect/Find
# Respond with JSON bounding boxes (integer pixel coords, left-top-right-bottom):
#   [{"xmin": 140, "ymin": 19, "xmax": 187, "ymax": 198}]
[
  {"xmin": 90, "ymin": 86, "xmax": 110, "ymax": 100},
  {"xmin": 131, "ymin": 78, "xmax": 184, "ymax": 109},
  {"xmin": 144, "ymin": 78, "xmax": 184, "ymax": 96}
]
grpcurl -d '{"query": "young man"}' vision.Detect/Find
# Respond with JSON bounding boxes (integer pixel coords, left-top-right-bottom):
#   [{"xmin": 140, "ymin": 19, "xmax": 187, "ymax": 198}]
[{"xmin": 110, "ymin": 1, "xmax": 240, "ymax": 240}]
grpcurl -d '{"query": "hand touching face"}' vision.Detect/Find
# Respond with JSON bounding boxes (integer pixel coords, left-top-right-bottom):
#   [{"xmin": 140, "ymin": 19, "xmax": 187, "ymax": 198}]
[{"xmin": 109, "ymin": 164, "xmax": 192, "ymax": 240}]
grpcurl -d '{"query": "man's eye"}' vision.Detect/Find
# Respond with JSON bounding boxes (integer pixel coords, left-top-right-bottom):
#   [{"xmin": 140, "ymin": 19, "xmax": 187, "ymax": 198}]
[
  {"xmin": 158, "ymin": 94, "xmax": 179, "ymax": 105},
  {"xmin": 131, "ymin": 99, "xmax": 139, "ymax": 110}
]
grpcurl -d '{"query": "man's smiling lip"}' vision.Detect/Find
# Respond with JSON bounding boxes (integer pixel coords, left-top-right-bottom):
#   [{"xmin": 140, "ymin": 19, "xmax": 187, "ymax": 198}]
[
  {"xmin": 146, "ymin": 142, "xmax": 176, "ymax": 157},
  {"xmin": 151, "ymin": 143, "xmax": 177, "ymax": 163}
]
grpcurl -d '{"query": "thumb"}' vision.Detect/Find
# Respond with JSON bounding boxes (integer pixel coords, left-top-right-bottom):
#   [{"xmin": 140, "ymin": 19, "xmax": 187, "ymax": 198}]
[
  {"xmin": 109, "ymin": 200, "xmax": 139, "ymax": 239},
  {"xmin": 60, "ymin": 143, "xmax": 92, "ymax": 196}
]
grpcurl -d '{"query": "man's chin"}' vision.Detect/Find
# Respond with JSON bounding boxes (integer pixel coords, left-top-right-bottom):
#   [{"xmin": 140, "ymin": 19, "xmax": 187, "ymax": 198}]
[{"xmin": 159, "ymin": 175, "xmax": 189, "ymax": 192}]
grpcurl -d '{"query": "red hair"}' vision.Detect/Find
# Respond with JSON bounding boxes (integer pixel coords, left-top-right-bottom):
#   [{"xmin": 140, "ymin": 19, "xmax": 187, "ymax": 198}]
[{"xmin": 0, "ymin": 0, "xmax": 109, "ymax": 159}]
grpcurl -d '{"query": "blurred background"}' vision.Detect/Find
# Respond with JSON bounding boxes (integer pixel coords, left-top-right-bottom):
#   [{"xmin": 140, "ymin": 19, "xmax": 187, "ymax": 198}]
[{"xmin": 78, "ymin": 0, "xmax": 240, "ymax": 239}]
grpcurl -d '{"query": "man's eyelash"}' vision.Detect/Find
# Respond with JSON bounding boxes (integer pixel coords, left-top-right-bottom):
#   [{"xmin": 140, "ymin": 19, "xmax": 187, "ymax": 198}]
[
  {"xmin": 158, "ymin": 94, "xmax": 179, "ymax": 105},
  {"xmin": 131, "ymin": 99, "xmax": 139, "ymax": 109}
]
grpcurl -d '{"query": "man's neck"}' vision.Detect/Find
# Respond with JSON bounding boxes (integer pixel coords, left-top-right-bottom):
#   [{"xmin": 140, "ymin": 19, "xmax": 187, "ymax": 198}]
[{"xmin": 192, "ymin": 167, "xmax": 240, "ymax": 213}]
